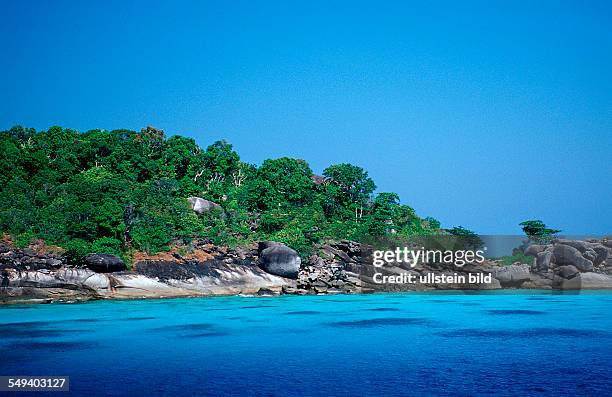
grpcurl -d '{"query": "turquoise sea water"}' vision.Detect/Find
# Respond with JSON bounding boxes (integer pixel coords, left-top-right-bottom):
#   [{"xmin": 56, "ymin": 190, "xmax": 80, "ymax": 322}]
[{"xmin": 1, "ymin": 291, "xmax": 611, "ymax": 396}]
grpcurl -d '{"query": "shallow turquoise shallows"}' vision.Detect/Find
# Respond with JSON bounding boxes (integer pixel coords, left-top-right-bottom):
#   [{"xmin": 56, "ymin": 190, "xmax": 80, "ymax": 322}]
[{"xmin": 1, "ymin": 291, "xmax": 612, "ymax": 396}]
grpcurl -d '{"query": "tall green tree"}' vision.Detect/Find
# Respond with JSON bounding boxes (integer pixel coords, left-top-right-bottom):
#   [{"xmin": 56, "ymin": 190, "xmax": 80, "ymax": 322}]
[
  {"xmin": 519, "ymin": 220, "xmax": 561, "ymax": 243},
  {"xmin": 322, "ymin": 163, "xmax": 376, "ymax": 221},
  {"xmin": 257, "ymin": 157, "xmax": 314, "ymax": 207}
]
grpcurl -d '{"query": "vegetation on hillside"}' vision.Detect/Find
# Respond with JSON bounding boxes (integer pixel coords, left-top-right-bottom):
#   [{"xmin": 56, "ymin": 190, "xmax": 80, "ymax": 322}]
[{"xmin": 1, "ymin": 125, "xmax": 468, "ymax": 261}]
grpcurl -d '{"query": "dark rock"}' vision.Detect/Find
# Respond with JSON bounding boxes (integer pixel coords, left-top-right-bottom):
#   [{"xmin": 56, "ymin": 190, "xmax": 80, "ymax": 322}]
[
  {"xmin": 552, "ymin": 244, "xmax": 593, "ymax": 272},
  {"xmin": 524, "ymin": 244, "xmax": 547, "ymax": 257},
  {"xmin": 1, "ymin": 269, "xmax": 9, "ymax": 288},
  {"xmin": 536, "ymin": 251, "xmax": 552, "ymax": 271},
  {"xmin": 329, "ymin": 247, "xmax": 353, "ymax": 263},
  {"xmin": 561, "ymin": 272, "xmax": 612, "ymax": 290},
  {"xmin": 523, "ymin": 273, "xmax": 553, "ymax": 289},
  {"xmin": 258, "ymin": 241, "xmax": 284, "ymax": 253},
  {"xmin": 259, "ymin": 243, "xmax": 301, "ymax": 279},
  {"xmin": 556, "ymin": 265, "xmax": 579, "ymax": 279},
  {"xmin": 555, "ymin": 239, "xmax": 590, "ymax": 253},
  {"xmin": 134, "ymin": 260, "xmax": 218, "ymax": 281},
  {"xmin": 83, "ymin": 254, "xmax": 126, "ymax": 273},
  {"xmin": 582, "ymin": 249, "xmax": 597, "ymax": 262},
  {"xmin": 491, "ymin": 264, "xmax": 530, "ymax": 287},
  {"xmin": 337, "ymin": 240, "xmax": 362, "ymax": 256},
  {"xmin": 45, "ymin": 258, "xmax": 63, "ymax": 268},
  {"xmin": 591, "ymin": 245, "xmax": 608, "ymax": 266},
  {"xmin": 256, "ymin": 288, "xmax": 278, "ymax": 296}
]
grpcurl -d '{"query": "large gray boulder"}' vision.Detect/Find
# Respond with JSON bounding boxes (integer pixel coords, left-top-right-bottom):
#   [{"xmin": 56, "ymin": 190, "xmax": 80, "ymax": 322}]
[
  {"xmin": 561, "ymin": 272, "xmax": 612, "ymax": 290},
  {"xmin": 552, "ymin": 244, "xmax": 593, "ymax": 272},
  {"xmin": 582, "ymin": 249, "xmax": 597, "ymax": 262},
  {"xmin": 491, "ymin": 264, "xmax": 531, "ymax": 287},
  {"xmin": 258, "ymin": 243, "xmax": 301, "ymax": 279},
  {"xmin": 556, "ymin": 265, "xmax": 579, "ymax": 279},
  {"xmin": 555, "ymin": 239, "xmax": 591, "ymax": 253},
  {"xmin": 524, "ymin": 244, "xmax": 547, "ymax": 257},
  {"xmin": 536, "ymin": 251, "xmax": 552, "ymax": 271},
  {"xmin": 522, "ymin": 273, "xmax": 553, "ymax": 289},
  {"xmin": 591, "ymin": 245, "xmax": 609, "ymax": 266},
  {"xmin": 187, "ymin": 197, "xmax": 222, "ymax": 215},
  {"xmin": 258, "ymin": 241, "xmax": 285, "ymax": 252},
  {"xmin": 83, "ymin": 254, "xmax": 126, "ymax": 273}
]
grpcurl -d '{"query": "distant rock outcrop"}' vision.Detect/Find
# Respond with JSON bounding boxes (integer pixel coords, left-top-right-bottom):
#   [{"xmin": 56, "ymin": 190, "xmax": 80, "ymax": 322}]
[
  {"xmin": 524, "ymin": 237, "xmax": 612, "ymax": 289},
  {"xmin": 83, "ymin": 254, "xmax": 126, "ymax": 273},
  {"xmin": 297, "ymin": 240, "xmax": 501, "ymax": 293}
]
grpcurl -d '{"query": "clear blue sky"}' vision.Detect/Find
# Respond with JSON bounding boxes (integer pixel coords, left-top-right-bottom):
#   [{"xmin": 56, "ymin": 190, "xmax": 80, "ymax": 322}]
[{"xmin": 1, "ymin": 0, "xmax": 610, "ymax": 235}]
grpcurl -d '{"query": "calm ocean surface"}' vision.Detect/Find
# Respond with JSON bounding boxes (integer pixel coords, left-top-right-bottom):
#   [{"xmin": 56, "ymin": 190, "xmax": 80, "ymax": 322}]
[{"xmin": 1, "ymin": 291, "xmax": 611, "ymax": 396}]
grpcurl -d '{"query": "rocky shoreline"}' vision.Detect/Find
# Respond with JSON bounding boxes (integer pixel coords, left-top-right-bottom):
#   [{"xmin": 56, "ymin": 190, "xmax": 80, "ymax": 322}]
[{"xmin": 1, "ymin": 237, "xmax": 612, "ymax": 304}]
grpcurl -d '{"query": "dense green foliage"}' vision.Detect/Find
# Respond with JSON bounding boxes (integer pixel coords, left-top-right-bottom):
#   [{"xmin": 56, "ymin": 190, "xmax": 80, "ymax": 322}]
[
  {"xmin": 447, "ymin": 226, "xmax": 485, "ymax": 249},
  {"xmin": 519, "ymin": 220, "xmax": 561, "ymax": 243},
  {"xmin": 0, "ymin": 126, "xmax": 452, "ymax": 260},
  {"xmin": 499, "ymin": 251, "xmax": 534, "ymax": 267}
]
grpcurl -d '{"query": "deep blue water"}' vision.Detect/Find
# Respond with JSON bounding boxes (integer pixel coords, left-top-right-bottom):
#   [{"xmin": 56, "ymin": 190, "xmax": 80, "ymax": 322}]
[{"xmin": 1, "ymin": 291, "xmax": 612, "ymax": 396}]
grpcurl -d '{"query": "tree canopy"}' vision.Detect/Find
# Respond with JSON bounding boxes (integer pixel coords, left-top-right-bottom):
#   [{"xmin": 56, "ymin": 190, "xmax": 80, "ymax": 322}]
[
  {"xmin": 0, "ymin": 125, "xmax": 455, "ymax": 260},
  {"xmin": 519, "ymin": 220, "xmax": 561, "ymax": 243}
]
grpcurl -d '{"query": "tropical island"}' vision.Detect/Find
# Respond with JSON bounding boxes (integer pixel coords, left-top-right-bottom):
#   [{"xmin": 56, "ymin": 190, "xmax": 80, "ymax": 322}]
[{"xmin": 1, "ymin": 125, "xmax": 611, "ymax": 303}]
